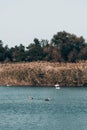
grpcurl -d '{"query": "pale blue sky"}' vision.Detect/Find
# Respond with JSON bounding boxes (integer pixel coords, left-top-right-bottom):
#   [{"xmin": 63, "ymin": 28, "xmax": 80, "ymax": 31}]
[{"xmin": 0, "ymin": 0, "xmax": 87, "ymax": 47}]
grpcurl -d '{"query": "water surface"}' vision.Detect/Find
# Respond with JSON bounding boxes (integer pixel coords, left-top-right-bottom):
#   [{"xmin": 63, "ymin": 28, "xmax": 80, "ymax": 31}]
[{"xmin": 0, "ymin": 86, "xmax": 87, "ymax": 130}]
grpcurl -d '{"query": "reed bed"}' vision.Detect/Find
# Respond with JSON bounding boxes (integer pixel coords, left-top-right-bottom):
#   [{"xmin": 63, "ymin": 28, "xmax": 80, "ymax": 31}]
[{"xmin": 0, "ymin": 61, "xmax": 87, "ymax": 86}]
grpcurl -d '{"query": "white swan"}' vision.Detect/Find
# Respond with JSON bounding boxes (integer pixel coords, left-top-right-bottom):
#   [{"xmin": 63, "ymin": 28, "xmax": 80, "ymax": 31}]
[{"xmin": 55, "ymin": 84, "xmax": 60, "ymax": 89}]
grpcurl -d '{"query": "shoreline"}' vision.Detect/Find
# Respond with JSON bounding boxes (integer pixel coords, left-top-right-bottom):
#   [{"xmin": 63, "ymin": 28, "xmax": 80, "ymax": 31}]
[{"xmin": 0, "ymin": 84, "xmax": 87, "ymax": 87}]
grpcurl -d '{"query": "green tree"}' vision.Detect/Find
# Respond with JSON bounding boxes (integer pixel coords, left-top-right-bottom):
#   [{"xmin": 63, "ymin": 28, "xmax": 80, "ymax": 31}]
[
  {"xmin": 0, "ymin": 40, "xmax": 5, "ymax": 62},
  {"xmin": 11, "ymin": 44, "xmax": 25, "ymax": 62},
  {"xmin": 78, "ymin": 44, "xmax": 87, "ymax": 60},
  {"xmin": 26, "ymin": 38, "xmax": 44, "ymax": 61},
  {"xmin": 51, "ymin": 31, "xmax": 85, "ymax": 62},
  {"xmin": 4, "ymin": 45, "xmax": 12, "ymax": 62}
]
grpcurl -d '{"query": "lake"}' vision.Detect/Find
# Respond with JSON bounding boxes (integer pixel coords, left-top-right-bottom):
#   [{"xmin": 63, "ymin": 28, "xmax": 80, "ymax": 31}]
[{"xmin": 0, "ymin": 86, "xmax": 87, "ymax": 130}]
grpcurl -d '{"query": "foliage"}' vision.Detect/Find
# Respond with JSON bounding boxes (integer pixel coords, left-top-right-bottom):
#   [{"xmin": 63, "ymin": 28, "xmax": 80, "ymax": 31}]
[{"xmin": 0, "ymin": 31, "xmax": 87, "ymax": 62}]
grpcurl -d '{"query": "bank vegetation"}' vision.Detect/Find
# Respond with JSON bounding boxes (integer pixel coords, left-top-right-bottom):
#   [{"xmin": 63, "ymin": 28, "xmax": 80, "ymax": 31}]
[{"xmin": 0, "ymin": 61, "xmax": 87, "ymax": 87}]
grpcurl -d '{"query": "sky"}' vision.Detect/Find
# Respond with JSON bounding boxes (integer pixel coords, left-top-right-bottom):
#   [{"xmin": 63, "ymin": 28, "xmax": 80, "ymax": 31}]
[{"xmin": 0, "ymin": 0, "xmax": 87, "ymax": 47}]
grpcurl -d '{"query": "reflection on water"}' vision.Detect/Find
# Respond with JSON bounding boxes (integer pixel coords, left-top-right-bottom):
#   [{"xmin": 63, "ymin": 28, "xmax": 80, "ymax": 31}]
[{"xmin": 0, "ymin": 86, "xmax": 87, "ymax": 130}]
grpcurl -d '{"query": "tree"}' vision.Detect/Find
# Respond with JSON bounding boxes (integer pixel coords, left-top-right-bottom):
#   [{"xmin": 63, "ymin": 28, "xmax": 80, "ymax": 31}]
[
  {"xmin": 11, "ymin": 44, "xmax": 25, "ymax": 62},
  {"xmin": 51, "ymin": 31, "xmax": 86, "ymax": 62},
  {"xmin": 4, "ymin": 45, "xmax": 12, "ymax": 62},
  {"xmin": 78, "ymin": 44, "xmax": 87, "ymax": 60},
  {"xmin": 26, "ymin": 38, "xmax": 44, "ymax": 61},
  {"xmin": 0, "ymin": 40, "xmax": 5, "ymax": 62}
]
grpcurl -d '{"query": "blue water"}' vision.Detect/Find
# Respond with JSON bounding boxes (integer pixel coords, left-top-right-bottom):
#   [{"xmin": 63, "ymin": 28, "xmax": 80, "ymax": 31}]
[{"xmin": 0, "ymin": 86, "xmax": 87, "ymax": 130}]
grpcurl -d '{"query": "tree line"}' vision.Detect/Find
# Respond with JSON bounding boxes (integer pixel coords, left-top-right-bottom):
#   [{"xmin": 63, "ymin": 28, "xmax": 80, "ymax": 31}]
[{"xmin": 0, "ymin": 31, "xmax": 87, "ymax": 63}]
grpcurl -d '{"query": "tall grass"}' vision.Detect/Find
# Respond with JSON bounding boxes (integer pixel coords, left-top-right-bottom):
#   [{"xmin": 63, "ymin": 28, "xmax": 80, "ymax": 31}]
[{"xmin": 0, "ymin": 61, "xmax": 87, "ymax": 86}]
